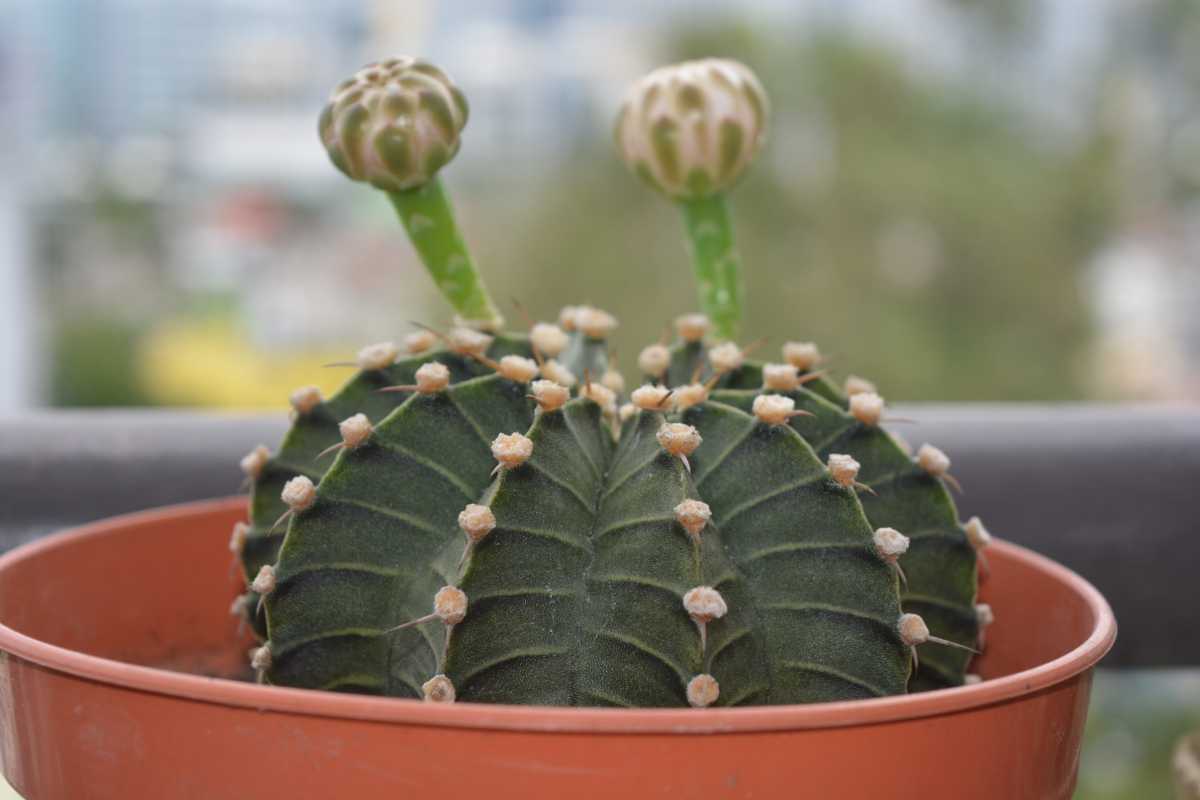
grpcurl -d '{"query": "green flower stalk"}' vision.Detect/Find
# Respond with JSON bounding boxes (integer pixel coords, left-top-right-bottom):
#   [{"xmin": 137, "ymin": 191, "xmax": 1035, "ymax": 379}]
[
  {"xmin": 319, "ymin": 57, "xmax": 503, "ymax": 330},
  {"xmin": 615, "ymin": 59, "xmax": 769, "ymax": 341}
]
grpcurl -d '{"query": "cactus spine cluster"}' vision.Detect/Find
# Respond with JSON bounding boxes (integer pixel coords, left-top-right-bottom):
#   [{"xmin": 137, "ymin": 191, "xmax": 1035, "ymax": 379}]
[{"xmin": 231, "ymin": 56, "xmax": 990, "ymax": 706}]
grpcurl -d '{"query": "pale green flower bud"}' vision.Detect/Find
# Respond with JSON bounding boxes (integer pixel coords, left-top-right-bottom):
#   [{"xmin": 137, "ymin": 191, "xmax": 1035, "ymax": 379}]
[
  {"xmin": 319, "ymin": 57, "xmax": 469, "ymax": 192},
  {"xmin": 615, "ymin": 59, "xmax": 769, "ymax": 199}
]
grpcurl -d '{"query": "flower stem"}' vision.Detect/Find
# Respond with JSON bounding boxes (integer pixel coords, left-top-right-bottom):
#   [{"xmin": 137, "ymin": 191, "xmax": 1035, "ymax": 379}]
[
  {"xmin": 386, "ymin": 178, "xmax": 502, "ymax": 328},
  {"xmin": 679, "ymin": 193, "xmax": 743, "ymax": 341}
]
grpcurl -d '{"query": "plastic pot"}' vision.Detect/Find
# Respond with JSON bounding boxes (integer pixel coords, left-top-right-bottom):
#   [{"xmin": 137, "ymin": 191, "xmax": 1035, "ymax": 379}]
[{"xmin": 0, "ymin": 497, "xmax": 1115, "ymax": 799}]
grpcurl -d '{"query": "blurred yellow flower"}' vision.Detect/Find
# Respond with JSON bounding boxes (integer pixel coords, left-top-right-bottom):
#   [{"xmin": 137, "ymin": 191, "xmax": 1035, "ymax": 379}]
[{"xmin": 139, "ymin": 318, "xmax": 349, "ymax": 409}]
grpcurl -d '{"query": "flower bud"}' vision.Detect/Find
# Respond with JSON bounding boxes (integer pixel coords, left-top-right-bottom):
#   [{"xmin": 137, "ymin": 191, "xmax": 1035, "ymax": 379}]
[
  {"xmin": 319, "ymin": 57, "xmax": 468, "ymax": 191},
  {"xmin": 615, "ymin": 59, "xmax": 768, "ymax": 199}
]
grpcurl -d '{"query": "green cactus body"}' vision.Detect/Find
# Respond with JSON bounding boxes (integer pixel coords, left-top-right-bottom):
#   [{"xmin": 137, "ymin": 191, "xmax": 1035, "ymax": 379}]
[{"xmin": 259, "ymin": 357, "xmax": 914, "ymax": 704}]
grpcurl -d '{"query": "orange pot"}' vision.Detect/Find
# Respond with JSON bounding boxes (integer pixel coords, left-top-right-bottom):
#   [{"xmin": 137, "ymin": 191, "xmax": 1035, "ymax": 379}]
[{"xmin": 0, "ymin": 498, "xmax": 1115, "ymax": 799}]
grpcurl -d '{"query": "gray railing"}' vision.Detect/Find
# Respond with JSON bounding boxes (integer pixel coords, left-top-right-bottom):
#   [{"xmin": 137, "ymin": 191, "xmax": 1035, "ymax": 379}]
[{"xmin": 2, "ymin": 405, "xmax": 1196, "ymax": 667}]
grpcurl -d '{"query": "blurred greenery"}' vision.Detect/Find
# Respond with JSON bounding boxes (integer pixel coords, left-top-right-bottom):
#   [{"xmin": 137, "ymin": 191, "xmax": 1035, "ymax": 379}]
[
  {"xmin": 1080, "ymin": 670, "xmax": 1200, "ymax": 799},
  {"xmin": 40, "ymin": 188, "xmax": 170, "ymax": 406},
  {"xmin": 50, "ymin": 315, "xmax": 152, "ymax": 406},
  {"xmin": 488, "ymin": 28, "xmax": 1118, "ymax": 401},
  {"xmin": 40, "ymin": 21, "xmax": 1127, "ymax": 406}
]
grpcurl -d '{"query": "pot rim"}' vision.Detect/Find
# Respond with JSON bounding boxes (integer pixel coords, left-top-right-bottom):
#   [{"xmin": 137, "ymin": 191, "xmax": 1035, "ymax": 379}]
[{"xmin": 0, "ymin": 497, "xmax": 1116, "ymax": 735}]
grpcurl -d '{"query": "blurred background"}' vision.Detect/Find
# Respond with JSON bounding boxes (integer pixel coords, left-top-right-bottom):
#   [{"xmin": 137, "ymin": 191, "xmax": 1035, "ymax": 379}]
[
  {"xmin": 5, "ymin": 0, "xmax": 1200, "ymax": 411},
  {"xmin": 1, "ymin": 1, "xmax": 1197, "ymax": 796}
]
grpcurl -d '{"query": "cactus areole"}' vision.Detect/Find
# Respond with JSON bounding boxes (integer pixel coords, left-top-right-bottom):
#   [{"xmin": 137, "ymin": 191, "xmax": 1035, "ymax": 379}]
[{"xmin": 235, "ymin": 55, "xmax": 985, "ymax": 707}]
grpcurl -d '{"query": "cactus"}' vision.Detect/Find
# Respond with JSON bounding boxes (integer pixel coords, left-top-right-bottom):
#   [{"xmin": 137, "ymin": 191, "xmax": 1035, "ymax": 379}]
[{"xmin": 231, "ymin": 57, "xmax": 990, "ymax": 706}]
